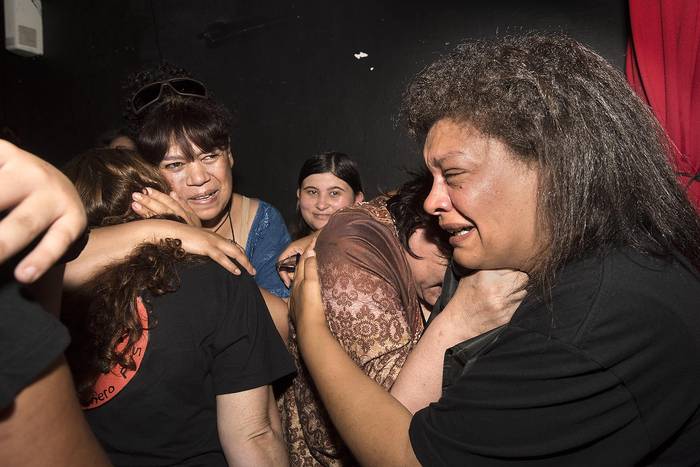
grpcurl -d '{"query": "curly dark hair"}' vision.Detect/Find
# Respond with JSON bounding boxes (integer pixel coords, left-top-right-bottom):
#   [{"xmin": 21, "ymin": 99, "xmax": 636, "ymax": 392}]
[
  {"xmin": 62, "ymin": 148, "xmax": 204, "ymax": 404},
  {"xmin": 387, "ymin": 169, "xmax": 451, "ymax": 259},
  {"xmin": 401, "ymin": 33, "xmax": 700, "ymax": 295}
]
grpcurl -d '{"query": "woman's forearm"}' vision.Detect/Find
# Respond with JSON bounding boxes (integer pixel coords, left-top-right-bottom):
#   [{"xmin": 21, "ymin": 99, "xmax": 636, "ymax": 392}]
[
  {"xmin": 390, "ymin": 311, "xmax": 467, "ymax": 414},
  {"xmin": 64, "ymin": 220, "xmax": 163, "ymax": 289},
  {"xmin": 218, "ymin": 386, "xmax": 289, "ymax": 467},
  {"xmin": 242, "ymin": 427, "xmax": 288, "ymax": 467},
  {"xmin": 64, "ymin": 219, "xmax": 256, "ymax": 289},
  {"xmin": 297, "ymin": 320, "xmax": 420, "ymax": 467},
  {"xmin": 392, "ymin": 269, "xmax": 528, "ymax": 413}
]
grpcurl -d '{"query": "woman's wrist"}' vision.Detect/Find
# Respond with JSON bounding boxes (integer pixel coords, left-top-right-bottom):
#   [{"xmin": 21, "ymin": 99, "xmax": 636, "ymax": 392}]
[
  {"xmin": 138, "ymin": 218, "xmax": 189, "ymax": 242},
  {"xmin": 432, "ymin": 304, "xmax": 481, "ymax": 345}
]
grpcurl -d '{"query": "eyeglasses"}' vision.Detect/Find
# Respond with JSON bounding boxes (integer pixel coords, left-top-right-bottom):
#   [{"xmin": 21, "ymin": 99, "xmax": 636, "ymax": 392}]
[
  {"xmin": 131, "ymin": 78, "xmax": 208, "ymax": 115},
  {"xmin": 276, "ymin": 253, "xmax": 301, "ymax": 273}
]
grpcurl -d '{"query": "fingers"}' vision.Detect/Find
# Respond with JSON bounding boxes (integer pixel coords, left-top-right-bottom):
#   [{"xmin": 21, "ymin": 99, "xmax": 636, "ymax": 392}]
[
  {"xmin": 208, "ymin": 250, "xmax": 242, "ymax": 275},
  {"xmin": 132, "ymin": 190, "xmax": 174, "ymax": 217},
  {"xmin": 294, "ymin": 238, "xmax": 317, "ymax": 285},
  {"xmin": 289, "ymin": 244, "xmax": 323, "ymax": 329},
  {"xmin": 0, "ymin": 193, "xmax": 47, "ymax": 261},
  {"xmin": 277, "ymin": 232, "xmax": 317, "ymax": 264},
  {"xmin": 0, "ymin": 142, "xmax": 87, "ymax": 281},
  {"xmin": 217, "ymin": 237, "xmax": 256, "ymax": 276},
  {"xmin": 277, "ymin": 244, "xmax": 304, "ymax": 265},
  {"xmin": 14, "ymin": 212, "xmax": 83, "ymax": 282},
  {"xmin": 169, "ymin": 191, "xmax": 201, "ymax": 227},
  {"xmin": 302, "ymin": 252, "xmax": 319, "ymax": 284},
  {"xmin": 131, "ymin": 199, "xmax": 158, "ymax": 219},
  {"xmin": 279, "ymin": 270, "xmax": 292, "ymax": 288}
]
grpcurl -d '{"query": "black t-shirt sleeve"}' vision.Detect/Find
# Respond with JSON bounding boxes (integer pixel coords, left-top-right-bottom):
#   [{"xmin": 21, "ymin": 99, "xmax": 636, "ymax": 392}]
[
  {"xmin": 211, "ymin": 272, "xmax": 295, "ymax": 395},
  {"xmin": 409, "ymin": 327, "xmax": 650, "ymax": 466},
  {"xmin": 0, "ymin": 272, "xmax": 70, "ymax": 409}
]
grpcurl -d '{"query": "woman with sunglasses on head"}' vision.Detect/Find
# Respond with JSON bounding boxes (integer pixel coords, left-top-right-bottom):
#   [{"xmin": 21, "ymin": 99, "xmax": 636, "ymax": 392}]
[
  {"xmin": 62, "ymin": 148, "xmax": 294, "ymax": 467},
  {"xmin": 63, "ymin": 66, "xmax": 256, "ymax": 293},
  {"xmin": 128, "ymin": 78, "xmax": 292, "ymax": 300}
]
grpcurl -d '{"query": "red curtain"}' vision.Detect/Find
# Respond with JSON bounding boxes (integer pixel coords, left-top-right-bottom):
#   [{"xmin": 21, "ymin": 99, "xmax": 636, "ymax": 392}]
[{"xmin": 626, "ymin": 0, "xmax": 700, "ymax": 210}]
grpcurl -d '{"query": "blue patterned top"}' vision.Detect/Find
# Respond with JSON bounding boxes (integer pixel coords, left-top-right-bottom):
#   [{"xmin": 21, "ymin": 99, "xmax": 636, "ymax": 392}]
[{"xmin": 245, "ymin": 200, "xmax": 291, "ymax": 298}]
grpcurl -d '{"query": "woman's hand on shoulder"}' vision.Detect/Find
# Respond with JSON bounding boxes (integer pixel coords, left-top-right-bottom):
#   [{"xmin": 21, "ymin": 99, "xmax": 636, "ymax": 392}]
[
  {"xmin": 443, "ymin": 269, "xmax": 528, "ymax": 340},
  {"xmin": 131, "ymin": 187, "xmax": 201, "ymax": 227},
  {"xmin": 0, "ymin": 140, "xmax": 87, "ymax": 282},
  {"xmin": 161, "ymin": 221, "xmax": 255, "ymax": 276}
]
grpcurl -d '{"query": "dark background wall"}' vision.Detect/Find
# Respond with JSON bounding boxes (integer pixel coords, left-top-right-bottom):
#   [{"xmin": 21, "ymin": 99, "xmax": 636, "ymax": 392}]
[{"xmin": 1, "ymin": 0, "xmax": 629, "ymax": 226}]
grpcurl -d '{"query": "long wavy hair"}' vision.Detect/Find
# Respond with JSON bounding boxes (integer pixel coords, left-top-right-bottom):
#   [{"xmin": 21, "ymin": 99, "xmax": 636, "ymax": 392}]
[
  {"xmin": 63, "ymin": 148, "xmax": 205, "ymax": 404},
  {"xmin": 401, "ymin": 33, "xmax": 700, "ymax": 295}
]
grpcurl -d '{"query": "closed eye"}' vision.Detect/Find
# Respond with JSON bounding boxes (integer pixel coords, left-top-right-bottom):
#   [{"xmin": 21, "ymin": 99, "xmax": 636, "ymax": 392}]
[
  {"xmin": 444, "ymin": 170, "xmax": 466, "ymax": 186},
  {"xmin": 163, "ymin": 161, "xmax": 185, "ymax": 170},
  {"xmin": 200, "ymin": 152, "xmax": 221, "ymax": 163}
]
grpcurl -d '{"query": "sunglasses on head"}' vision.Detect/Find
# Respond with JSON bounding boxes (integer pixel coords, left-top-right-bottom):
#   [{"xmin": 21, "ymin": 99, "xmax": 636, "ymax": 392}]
[{"xmin": 131, "ymin": 77, "xmax": 208, "ymax": 115}]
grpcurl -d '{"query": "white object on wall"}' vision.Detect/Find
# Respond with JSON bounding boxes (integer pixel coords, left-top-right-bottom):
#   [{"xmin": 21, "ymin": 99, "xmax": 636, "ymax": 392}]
[{"xmin": 4, "ymin": 0, "xmax": 43, "ymax": 56}]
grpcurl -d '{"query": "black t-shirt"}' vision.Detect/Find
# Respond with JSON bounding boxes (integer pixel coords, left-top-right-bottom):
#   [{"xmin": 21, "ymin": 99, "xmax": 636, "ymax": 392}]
[
  {"xmin": 84, "ymin": 260, "xmax": 295, "ymax": 467},
  {"xmin": 410, "ymin": 249, "xmax": 700, "ymax": 465},
  {"xmin": 0, "ymin": 265, "xmax": 70, "ymax": 410}
]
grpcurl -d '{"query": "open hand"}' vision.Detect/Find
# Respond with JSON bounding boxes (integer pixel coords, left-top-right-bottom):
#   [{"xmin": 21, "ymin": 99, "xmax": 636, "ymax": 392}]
[
  {"xmin": 442, "ymin": 269, "xmax": 528, "ymax": 339},
  {"xmin": 168, "ymin": 221, "xmax": 255, "ymax": 276}
]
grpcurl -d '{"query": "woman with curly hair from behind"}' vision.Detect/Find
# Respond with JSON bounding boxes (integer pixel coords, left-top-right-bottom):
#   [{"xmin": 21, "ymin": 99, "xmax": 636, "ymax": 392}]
[{"xmin": 62, "ymin": 148, "xmax": 294, "ymax": 467}]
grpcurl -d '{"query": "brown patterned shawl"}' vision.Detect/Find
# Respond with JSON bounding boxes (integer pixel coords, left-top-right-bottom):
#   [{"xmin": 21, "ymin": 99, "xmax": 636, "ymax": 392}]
[{"xmin": 281, "ymin": 197, "xmax": 424, "ymax": 466}]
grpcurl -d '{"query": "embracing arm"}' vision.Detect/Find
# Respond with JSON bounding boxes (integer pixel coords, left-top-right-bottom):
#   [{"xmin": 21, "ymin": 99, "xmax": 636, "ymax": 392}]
[
  {"xmin": 64, "ymin": 219, "xmax": 255, "ymax": 289},
  {"xmin": 216, "ymin": 385, "xmax": 288, "ymax": 467},
  {"xmin": 391, "ymin": 270, "xmax": 527, "ymax": 413}
]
